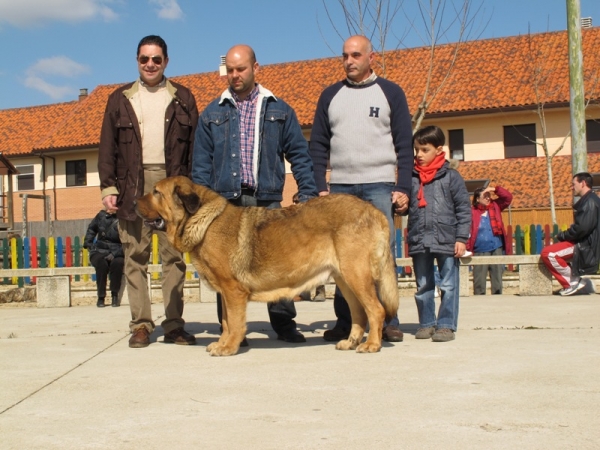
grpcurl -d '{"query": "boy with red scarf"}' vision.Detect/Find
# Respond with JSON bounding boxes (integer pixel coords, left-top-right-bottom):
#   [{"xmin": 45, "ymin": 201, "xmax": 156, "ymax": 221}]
[
  {"xmin": 466, "ymin": 186, "xmax": 513, "ymax": 295},
  {"xmin": 397, "ymin": 126, "xmax": 471, "ymax": 342}
]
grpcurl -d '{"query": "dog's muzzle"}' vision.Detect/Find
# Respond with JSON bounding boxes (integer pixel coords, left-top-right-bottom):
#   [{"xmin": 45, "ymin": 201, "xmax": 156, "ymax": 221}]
[{"xmin": 144, "ymin": 217, "xmax": 166, "ymax": 231}]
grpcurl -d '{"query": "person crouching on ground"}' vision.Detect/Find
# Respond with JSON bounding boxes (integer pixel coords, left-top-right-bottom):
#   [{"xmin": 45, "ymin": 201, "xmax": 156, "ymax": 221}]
[
  {"xmin": 396, "ymin": 125, "xmax": 471, "ymax": 342},
  {"xmin": 540, "ymin": 172, "xmax": 600, "ymax": 296}
]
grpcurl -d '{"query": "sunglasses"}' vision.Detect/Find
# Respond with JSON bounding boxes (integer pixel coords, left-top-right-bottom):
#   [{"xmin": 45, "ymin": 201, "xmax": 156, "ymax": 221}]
[{"xmin": 138, "ymin": 55, "xmax": 164, "ymax": 65}]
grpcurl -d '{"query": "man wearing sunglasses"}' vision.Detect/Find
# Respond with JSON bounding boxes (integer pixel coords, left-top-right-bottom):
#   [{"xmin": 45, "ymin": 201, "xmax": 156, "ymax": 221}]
[
  {"xmin": 192, "ymin": 44, "xmax": 318, "ymax": 346},
  {"xmin": 98, "ymin": 35, "xmax": 199, "ymax": 348}
]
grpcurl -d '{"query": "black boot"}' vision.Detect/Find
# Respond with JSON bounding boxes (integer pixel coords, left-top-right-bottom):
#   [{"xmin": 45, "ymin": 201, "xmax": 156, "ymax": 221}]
[
  {"xmin": 97, "ymin": 297, "xmax": 105, "ymax": 308},
  {"xmin": 111, "ymin": 294, "xmax": 119, "ymax": 307}
]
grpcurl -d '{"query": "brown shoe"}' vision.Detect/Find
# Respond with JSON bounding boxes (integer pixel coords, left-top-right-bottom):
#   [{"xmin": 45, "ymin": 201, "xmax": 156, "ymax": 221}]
[
  {"xmin": 163, "ymin": 328, "xmax": 197, "ymax": 345},
  {"xmin": 432, "ymin": 328, "xmax": 455, "ymax": 342},
  {"xmin": 415, "ymin": 327, "xmax": 436, "ymax": 339},
  {"xmin": 129, "ymin": 327, "xmax": 150, "ymax": 348},
  {"xmin": 382, "ymin": 325, "xmax": 404, "ymax": 342}
]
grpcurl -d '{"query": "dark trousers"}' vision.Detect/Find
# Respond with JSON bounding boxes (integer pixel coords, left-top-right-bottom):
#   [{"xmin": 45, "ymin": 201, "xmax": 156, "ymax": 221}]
[
  {"xmin": 90, "ymin": 253, "xmax": 124, "ymax": 299},
  {"xmin": 216, "ymin": 191, "xmax": 297, "ymax": 335}
]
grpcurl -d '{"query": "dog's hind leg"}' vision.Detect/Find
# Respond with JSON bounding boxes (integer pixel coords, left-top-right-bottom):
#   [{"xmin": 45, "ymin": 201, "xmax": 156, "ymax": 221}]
[
  {"xmin": 337, "ymin": 274, "xmax": 386, "ymax": 353},
  {"xmin": 333, "ymin": 278, "xmax": 367, "ymax": 351}
]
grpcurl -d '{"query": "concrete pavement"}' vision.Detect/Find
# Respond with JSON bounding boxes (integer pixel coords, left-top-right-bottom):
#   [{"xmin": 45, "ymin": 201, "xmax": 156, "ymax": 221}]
[{"xmin": 0, "ymin": 294, "xmax": 599, "ymax": 449}]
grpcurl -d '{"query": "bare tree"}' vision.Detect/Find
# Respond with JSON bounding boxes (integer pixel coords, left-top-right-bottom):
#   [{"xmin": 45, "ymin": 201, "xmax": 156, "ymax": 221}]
[
  {"xmin": 318, "ymin": 0, "xmax": 488, "ymax": 131},
  {"xmin": 519, "ymin": 30, "xmax": 600, "ymax": 224}
]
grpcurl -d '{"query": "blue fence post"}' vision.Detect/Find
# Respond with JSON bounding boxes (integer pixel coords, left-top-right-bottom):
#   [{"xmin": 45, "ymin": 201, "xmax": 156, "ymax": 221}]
[
  {"xmin": 56, "ymin": 237, "xmax": 64, "ymax": 268},
  {"xmin": 535, "ymin": 225, "xmax": 543, "ymax": 255}
]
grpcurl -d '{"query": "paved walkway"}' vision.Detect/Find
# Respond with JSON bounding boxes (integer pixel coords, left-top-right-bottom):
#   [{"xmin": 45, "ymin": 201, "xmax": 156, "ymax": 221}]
[{"xmin": 0, "ymin": 294, "xmax": 598, "ymax": 449}]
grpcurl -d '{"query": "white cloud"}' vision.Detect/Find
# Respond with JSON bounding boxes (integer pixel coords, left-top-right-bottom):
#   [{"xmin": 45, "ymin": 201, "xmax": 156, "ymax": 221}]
[
  {"xmin": 23, "ymin": 75, "xmax": 74, "ymax": 100},
  {"xmin": 149, "ymin": 0, "xmax": 182, "ymax": 20},
  {"xmin": 23, "ymin": 56, "xmax": 90, "ymax": 100},
  {"xmin": 26, "ymin": 56, "xmax": 91, "ymax": 78},
  {"xmin": 0, "ymin": 0, "xmax": 117, "ymax": 27}
]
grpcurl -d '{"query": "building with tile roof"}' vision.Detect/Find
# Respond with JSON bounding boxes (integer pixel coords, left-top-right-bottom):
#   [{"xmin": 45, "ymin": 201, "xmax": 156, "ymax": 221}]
[{"xmin": 1, "ymin": 27, "xmax": 599, "ymax": 233}]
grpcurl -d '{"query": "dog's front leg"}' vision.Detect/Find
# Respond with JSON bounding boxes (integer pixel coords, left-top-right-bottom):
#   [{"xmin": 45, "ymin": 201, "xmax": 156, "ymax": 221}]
[{"xmin": 207, "ymin": 292, "xmax": 247, "ymax": 356}]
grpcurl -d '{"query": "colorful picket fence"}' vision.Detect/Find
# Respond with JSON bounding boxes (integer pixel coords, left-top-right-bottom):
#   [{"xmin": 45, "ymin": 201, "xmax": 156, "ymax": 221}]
[
  {"xmin": 0, "ymin": 235, "xmax": 199, "ymax": 287},
  {"xmin": 394, "ymin": 224, "xmax": 569, "ymax": 276},
  {"xmin": 0, "ymin": 224, "xmax": 571, "ymax": 286}
]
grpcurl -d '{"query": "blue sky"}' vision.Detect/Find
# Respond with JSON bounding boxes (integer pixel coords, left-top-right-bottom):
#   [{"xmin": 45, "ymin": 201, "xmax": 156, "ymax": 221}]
[{"xmin": 0, "ymin": 0, "xmax": 597, "ymax": 109}]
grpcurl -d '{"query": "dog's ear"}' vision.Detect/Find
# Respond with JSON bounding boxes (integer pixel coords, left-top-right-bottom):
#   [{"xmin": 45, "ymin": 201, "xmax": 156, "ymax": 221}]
[{"xmin": 174, "ymin": 183, "xmax": 201, "ymax": 214}]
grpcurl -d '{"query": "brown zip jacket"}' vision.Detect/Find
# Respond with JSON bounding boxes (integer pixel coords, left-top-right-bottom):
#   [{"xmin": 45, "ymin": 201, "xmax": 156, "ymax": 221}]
[{"xmin": 98, "ymin": 79, "xmax": 198, "ymax": 221}]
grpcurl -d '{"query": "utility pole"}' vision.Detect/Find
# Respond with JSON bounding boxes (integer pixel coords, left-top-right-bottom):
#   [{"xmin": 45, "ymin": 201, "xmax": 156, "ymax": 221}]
[{"xmin": 566, "ymin": 0, "xmax": 587, "ymax": 175}]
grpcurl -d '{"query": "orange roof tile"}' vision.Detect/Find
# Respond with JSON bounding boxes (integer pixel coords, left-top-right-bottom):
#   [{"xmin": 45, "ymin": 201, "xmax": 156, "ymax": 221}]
[
  {"xmin": 30, "ymin": 27, "xmax": 600, "ymax": 149},
  {"xmin": 0, "ymin": 102, "xmax": 77, "ymax": 156},
  {"xmin": 457, "ymin": 153, "xmax": 600, "ymax": 209}
]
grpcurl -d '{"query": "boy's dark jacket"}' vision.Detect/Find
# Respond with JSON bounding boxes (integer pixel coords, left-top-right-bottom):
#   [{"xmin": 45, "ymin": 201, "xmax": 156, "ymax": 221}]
[
  {"xmin": 556, "ymin": 190, "xmax": 600, "ymax": 275},
  {"xmin": 406, "ymin": 161, "xmax": 471, "ymax": 256}
]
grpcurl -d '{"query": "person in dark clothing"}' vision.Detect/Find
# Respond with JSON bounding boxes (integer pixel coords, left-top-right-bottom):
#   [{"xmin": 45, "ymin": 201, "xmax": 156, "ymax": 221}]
[
  {"xmin": 84, "ymin": 208, "xmax": 124, "ymax": 307},
  {"xmin": 541, "ymin": 172, "xmax": 600, "ymax": 296}
]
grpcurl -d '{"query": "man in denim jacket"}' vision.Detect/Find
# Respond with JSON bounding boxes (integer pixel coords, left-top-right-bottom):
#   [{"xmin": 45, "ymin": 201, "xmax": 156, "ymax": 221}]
[{"xmin": 192, "ymin": 44, "xmax": 318, "ymax": 345}]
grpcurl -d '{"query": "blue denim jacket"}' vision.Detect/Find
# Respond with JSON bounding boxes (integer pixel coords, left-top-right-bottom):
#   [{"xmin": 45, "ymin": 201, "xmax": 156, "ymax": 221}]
[{"xmin": 192, "ymin": 85, "xmax": 317, "ymax": 202}]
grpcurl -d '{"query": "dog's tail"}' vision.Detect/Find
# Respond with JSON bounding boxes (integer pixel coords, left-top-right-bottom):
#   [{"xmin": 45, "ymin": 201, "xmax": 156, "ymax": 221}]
[{"xmin": 374, "ymin": 226, "xmax": 399, "ymax": 319}]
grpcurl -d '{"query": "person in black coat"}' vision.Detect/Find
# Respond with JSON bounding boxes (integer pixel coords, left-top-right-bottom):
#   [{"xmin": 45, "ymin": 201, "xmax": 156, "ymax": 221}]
[
  {"xmin": 84, "ymin": 208, "xmax": 125, "ymax": 307},
  {"xmin": 541, "ymin": 172, "xmax": 600, "ymax": 296}
]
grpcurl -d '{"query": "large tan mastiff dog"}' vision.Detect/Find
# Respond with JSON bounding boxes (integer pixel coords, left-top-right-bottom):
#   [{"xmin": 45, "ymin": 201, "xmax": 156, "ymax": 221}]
[{"xmin": 135, "ymin": 176, "xmax": 399, "ymax": 356}]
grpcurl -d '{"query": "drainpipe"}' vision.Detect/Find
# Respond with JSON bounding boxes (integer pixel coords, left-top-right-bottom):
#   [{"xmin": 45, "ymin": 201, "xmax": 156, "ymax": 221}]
[
  {"xmin": 46, "ymin": 155, "xmax": 58, "ymax": 221},
  {"xmin": 36, "ymin": 153, "xmax": 48, "ymax": 221}
]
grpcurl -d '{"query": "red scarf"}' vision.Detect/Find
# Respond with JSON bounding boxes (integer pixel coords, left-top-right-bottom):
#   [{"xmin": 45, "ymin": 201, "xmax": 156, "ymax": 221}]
[
  {"xmin": 477, "ymin": 203, "xmax": 503, "ymax": 236},
  {"xmin": 414, "ymin": 153, "xmax": 446, "ymax": 207}
]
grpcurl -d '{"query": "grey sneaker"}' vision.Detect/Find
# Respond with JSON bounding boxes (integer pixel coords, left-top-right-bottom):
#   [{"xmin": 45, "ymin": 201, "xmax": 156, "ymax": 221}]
[
  {"xmin": 415, "ymin": 327, "xmax": 436, "ymax": 339},
  {"xmin": 560, "ymin": 279, "xmax": 587, "ymax": 296},
  {"xmin": 432, "ymin": 328, "xmax": 455, "ymax": 342}
]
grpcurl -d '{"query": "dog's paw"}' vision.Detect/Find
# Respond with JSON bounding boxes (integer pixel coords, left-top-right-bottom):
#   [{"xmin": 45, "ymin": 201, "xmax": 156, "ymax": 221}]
[
  {"xmin": 335, "ymin": 337, "xmax": 360, "ymax": 351},
  {"xmin": 356, "ymin": 342, "xmax": 382, "ymax": 353},
  {"xmin": 207, "ymin": 343, "xmax": 239, "ymax": 356},
  {"xmin": 206, "ymin": 341, "xmax": 220, "ymax": 353}
]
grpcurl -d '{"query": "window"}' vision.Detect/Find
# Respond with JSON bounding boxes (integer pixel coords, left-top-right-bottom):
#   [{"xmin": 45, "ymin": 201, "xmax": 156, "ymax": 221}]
[
  {"xmin": 586, "ymin": 119, "xmax": 600, "ymax": 153},
  {"xmin": 504, "ymin": 124, "xmax": 536, "ymax": 158},
  {"xmin": 66, "ymin": 160, "xmax": 87, "ymax": 187},
  {"xmin": 16, "ymin": 165, "xmax": 34, "ymax": 191},
  {"xmin": 448, "ymin": 129, "xmax": 464, "ymax": 160}
]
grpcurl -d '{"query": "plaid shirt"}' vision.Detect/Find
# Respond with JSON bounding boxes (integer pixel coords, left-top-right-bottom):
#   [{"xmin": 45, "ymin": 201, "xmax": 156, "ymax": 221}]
[{"xmin": 232, "ymin": 85, "xmax": 260, "ymax": 188}]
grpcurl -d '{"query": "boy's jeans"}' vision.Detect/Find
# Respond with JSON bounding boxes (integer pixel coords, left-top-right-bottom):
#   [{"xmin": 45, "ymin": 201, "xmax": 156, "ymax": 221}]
[{"xmin": 412, "ymin": 250, "xmax": 460, "ymax": 331}]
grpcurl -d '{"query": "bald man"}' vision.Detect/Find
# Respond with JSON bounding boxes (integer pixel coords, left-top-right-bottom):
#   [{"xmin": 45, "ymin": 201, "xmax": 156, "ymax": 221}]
[
  {"xmin": 192, "ymin": 45, "xmax": 318, "ymax": 346},
  {"xmin": 310, "ymin": 35, "xmax": 413, "ymax": 343}
]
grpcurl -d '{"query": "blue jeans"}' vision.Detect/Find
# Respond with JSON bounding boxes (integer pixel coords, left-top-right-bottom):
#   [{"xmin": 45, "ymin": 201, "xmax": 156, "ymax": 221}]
[
  {"xmin": 329, "ymin": 183, "xmax": 400, "ymax": 329},
  {"xmin": 412, "ymin": 250, "xmax": 459, "ymax": 331}
]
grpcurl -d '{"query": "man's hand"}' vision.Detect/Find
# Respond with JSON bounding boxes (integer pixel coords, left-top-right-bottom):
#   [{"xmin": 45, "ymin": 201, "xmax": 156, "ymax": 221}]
[
  {"xmin": 392, "ymin": 191, "xmax": 409, "ymax": 214},
  {"xmin": 102, "ymin": 195, "xmax": 118, "ymax": 211},
  {"xmin": 454, "ymin": 242, "xmax": 466, "ymax": 257},
  {"xmin": 319, "ymin": 190, "xmax": 329, "ymax": 197}
]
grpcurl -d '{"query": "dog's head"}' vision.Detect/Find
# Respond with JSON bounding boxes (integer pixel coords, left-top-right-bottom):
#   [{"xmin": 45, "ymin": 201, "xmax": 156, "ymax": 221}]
[{"xmin": 135, "ymin": 176, "xmax": 227, "ymax": 253}]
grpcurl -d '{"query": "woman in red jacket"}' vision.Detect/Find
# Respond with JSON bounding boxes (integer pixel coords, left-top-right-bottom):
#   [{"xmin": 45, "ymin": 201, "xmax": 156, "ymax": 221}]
[{"xmin": 466, "ymin": 186, "xmax": 513, "ymax": 295}]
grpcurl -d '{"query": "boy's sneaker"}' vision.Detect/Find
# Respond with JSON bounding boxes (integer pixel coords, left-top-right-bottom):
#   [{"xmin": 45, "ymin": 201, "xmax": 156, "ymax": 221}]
[
  {"xmin": 560, "ymin": 279, "xmax": 587, "ymax": 296},
  {"xmin": 432, "ymin": 328, "xmax": 455, "ymax": 342},
  {"xmin": 415, "ymin": 327, "xmax": 435, "ymax": 339}
]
